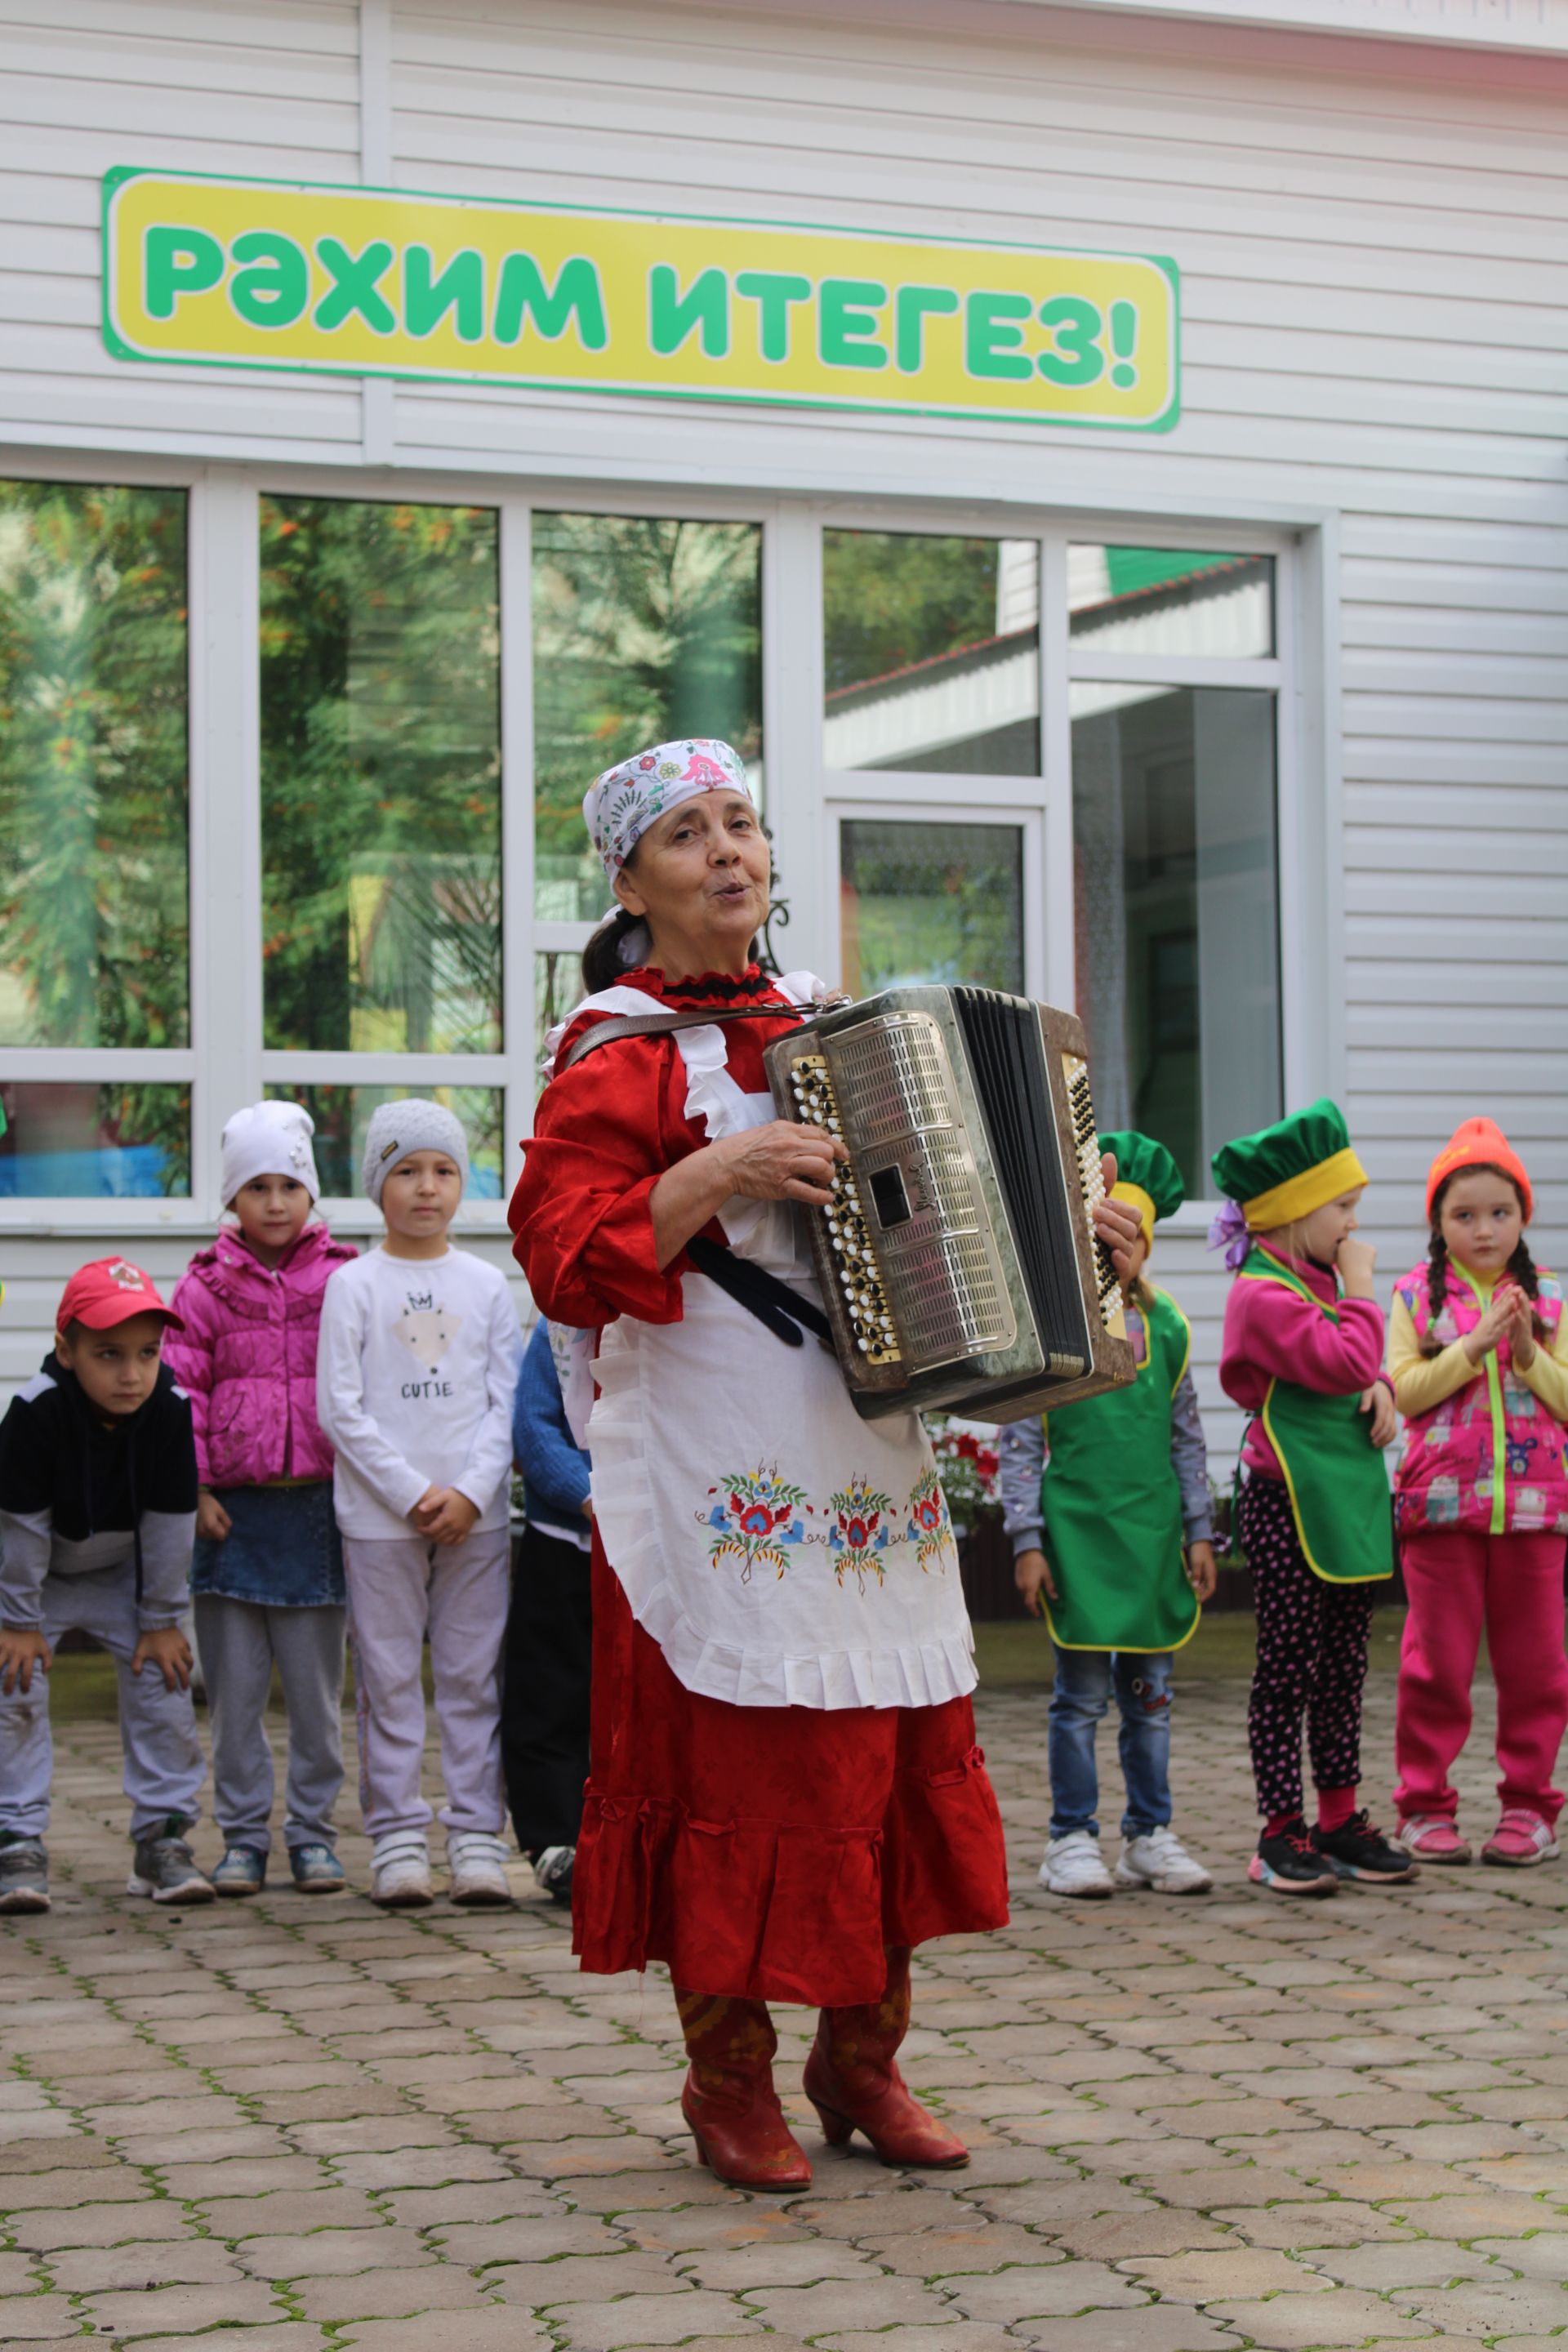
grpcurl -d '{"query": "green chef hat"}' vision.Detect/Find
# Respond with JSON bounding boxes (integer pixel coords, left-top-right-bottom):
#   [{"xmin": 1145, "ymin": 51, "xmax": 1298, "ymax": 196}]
[
  {"xmin": 1211, "ymin": 1098, "xmax": 1368, "ymax": 1232},
  {"xmin": 1100, "ymin": 1129, "xmax": 1185, "ymax": 1252}
]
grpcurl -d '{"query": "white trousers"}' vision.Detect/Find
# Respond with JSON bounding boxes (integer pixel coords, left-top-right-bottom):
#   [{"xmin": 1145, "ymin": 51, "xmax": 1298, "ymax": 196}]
[
  {"xmin": 0, "ymin": 1566, "xmax": 205, "ymax": 1840},
  {"xmin": 342, "ymin": 1530, "xmax": 509, "ymax": 1840}
]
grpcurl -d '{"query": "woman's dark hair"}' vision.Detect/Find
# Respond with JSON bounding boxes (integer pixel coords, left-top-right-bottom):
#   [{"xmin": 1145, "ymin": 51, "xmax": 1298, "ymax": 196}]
[
  {"xmin": 1422, "ymin": 1160, "xmax": 1542, "ymax": 1350},
  {"xmin": 581, "ymin": 904, "xmax": 645, "ymax": 995}
]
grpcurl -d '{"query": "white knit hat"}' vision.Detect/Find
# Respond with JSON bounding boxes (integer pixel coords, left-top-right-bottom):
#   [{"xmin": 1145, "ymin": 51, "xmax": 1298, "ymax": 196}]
[
  {"xmin": 361, "ymin": 1098, "xmax": 470, "ymax": 1205},
  {"xmin": 220, "ymin": 1099, "xmax": 319, "ymax": 1207}
]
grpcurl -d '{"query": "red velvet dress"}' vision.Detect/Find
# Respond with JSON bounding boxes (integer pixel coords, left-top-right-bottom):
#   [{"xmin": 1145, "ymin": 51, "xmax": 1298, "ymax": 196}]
[{"xmin": 510, "ymin": 966, "xmax": 1009, "ymax": 2007}]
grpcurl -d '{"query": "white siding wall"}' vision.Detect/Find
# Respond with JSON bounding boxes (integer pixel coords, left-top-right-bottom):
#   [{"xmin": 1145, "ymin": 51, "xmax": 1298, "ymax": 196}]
[
  {"xmin": 0, "ymin": 0, "xmax": 364, "ymax": 457},
  {"xmin": 2, "ymin": 0, "xmax": 1566, "ymax": 1469}
]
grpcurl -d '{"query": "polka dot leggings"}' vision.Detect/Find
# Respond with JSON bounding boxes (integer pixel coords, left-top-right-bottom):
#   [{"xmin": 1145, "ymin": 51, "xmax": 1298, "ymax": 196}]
[{"xmin": 1239, "ymin": 1472, "xmax": 1374, "ymax": 1823}]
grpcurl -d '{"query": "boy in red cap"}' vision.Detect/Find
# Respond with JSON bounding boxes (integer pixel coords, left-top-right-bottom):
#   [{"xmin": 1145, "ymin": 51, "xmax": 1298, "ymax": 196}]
[
  {"xmin": 1388, "ymin": 1122, "xmax": 1568, "ymax": 1868},
  {"xmin": 0, "ymin": 1258, "xmax": 213, "ymax": 1913}
]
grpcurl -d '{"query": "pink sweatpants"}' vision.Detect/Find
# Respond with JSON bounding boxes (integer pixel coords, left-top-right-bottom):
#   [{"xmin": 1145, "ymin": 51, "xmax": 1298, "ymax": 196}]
[{"xmin": 1395, "ymin": 1528, "xmax": 1568, "ymax": 1826}]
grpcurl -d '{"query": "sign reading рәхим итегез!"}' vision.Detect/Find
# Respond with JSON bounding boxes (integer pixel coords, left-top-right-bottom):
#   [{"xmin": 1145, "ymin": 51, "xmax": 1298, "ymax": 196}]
[{"xmin": 102, "ymin": 167, "xmax": 1179, "ymax": 433}]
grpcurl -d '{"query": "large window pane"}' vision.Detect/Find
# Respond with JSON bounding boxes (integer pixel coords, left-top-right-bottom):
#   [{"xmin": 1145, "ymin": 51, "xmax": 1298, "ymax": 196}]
[
  {"xmin": 261, "ymin": 498, "xmax": 501, "ymax": 1055},
  {"xmin": 0, "ymin": 480, "xmax": 189, "ymax": 1049},
  {"xmin": 1070, "ymin": 546, "xmax": 1274, "ymax": 658},
  {"xmin": 268, "ymin": 1085, "xmax": 503, "ymax": 1200},
  {"xmin": 1071, "ymin": 684, "xmax": 1280, "ymax": 1195},
  {"xmin": 0, "ymin": 1081, "xmax": 189, "ymax": 1198},
  {"xmin": 532, "ymin": 514, "xmax": 763, "ymax": 923},
  {"xmin": 823, "ymin": 532, "xmax": 1039, "ymax": 775},
  {"xmin": 840, "ymin": 819, "xmax": 1024, "ymax": 1000}
]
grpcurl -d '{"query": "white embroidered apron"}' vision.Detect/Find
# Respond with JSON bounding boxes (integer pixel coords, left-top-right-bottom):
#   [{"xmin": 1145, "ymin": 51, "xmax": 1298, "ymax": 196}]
[{"xmin": 546, "ymin": 978, "xmax": 977, "ymax": 1712}]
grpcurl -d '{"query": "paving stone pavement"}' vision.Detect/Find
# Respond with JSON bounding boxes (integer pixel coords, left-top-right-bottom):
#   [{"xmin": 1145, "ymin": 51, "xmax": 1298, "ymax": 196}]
[{"xmin": 3, "ymin": 1667, "xmax": 1567, "ymax": 2350}]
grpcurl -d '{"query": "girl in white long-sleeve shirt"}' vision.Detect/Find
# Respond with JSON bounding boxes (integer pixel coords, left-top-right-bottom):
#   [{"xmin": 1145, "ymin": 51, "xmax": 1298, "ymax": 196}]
[{"xmin": 316, "ymin": 1099, "xmax": 523, "ymax": 1909}]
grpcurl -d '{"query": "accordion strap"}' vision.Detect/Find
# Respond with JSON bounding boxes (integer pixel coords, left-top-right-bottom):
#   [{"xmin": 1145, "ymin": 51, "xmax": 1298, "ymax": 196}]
[
  {"xmin": 686, "ymin": 1235, "xmax": 833, "ymax": 1352},
  {"xmin": 558, "ymin": 1001, "xmax": 807, "ymax": 1074}
]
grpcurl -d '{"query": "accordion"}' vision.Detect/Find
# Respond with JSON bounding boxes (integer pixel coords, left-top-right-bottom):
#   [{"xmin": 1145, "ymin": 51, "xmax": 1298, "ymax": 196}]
[{"xmin": 764, "ymin": 987, "xmax": 1135, "ymax": 1423}]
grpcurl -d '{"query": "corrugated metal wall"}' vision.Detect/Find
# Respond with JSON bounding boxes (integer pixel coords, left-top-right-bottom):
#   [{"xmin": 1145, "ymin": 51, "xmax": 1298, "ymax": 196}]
[{"xmin": 2, "ymin": 0, "xmax": 1565, "ymax": 1468}]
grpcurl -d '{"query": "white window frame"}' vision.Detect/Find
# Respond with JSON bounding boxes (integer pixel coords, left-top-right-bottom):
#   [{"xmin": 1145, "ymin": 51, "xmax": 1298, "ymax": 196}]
[{"xmin": 0, "ymin": 452, "xmax": 1315, "ymax": 1235}]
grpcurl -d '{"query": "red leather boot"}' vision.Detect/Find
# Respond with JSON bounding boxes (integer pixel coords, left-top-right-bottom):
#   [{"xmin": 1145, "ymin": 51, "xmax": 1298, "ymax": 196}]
[
  {"xmin": 804, "ymin": 1945, "xmax": 968, "ymax": 2167},
  {"xmin": 675, "ymin": 1988, "xmax": 813, "ymax": 2191}
]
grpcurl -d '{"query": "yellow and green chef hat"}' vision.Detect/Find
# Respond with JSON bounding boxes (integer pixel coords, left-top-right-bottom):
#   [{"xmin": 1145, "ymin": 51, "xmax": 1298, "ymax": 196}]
[
  {"xmin": 1211, "ymin": 1098, "xmax": 1367, "ymax": 1232},
  {"xmin": 1099, "ymin": 1129, "xmax": 1184, "ymax": 1253}
]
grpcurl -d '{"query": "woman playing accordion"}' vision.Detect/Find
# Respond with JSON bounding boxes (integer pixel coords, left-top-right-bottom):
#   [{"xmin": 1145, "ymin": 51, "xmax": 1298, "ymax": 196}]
[{"xmin": 509, "ymin": 738, "xmax": 1140, "ymax": 2190}]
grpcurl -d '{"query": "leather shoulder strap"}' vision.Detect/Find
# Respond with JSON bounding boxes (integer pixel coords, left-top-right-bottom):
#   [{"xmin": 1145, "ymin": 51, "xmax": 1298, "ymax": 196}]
[{"xmin": 557, "ymin": 1000, "xmax": 806, "ymax": 1075}]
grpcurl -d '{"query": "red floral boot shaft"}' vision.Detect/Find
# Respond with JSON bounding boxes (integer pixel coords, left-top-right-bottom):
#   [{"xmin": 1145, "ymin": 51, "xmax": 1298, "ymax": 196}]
[
  {"xmin": 675, "ymin": 1988, "xmax": 812, "ymax": 2191},
  {"xmin": 804, "ymin": 1945, "xmax": 968, "ymax": 2167}
]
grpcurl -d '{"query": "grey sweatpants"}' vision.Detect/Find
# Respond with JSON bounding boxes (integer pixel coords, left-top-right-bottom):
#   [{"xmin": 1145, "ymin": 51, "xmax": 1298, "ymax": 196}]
[
  {"xmin": 193, "ymin": 1595, "xmax": 345, "ymax": 1854},
  {"xmin": 342, "ymin": 1529, "xmax": 508, "ymax": 1840},
  {"xmin": 0, "ymin": 1566, "xmax": 204, "ymax": 1840}
]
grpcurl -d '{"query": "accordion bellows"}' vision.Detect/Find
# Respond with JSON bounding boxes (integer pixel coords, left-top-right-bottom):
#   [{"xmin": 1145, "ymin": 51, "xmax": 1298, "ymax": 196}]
[{"xmin": 765, "ymin": 987, "xmax": 1136, "ymax": 1423}]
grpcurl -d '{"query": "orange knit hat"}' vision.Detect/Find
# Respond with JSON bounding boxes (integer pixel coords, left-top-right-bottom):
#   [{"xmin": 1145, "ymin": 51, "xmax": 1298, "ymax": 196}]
[{"xmin": 1426, "ymin": 1117, "xmax": 1533, "ymax": 1223}]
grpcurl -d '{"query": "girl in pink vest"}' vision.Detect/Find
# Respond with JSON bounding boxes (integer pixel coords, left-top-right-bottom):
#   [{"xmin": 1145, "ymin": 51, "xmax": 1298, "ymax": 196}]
[
  {"xmin": 1390, "ymin": 1119, "xmax": 1568, "ymax": 1868},
  {"xmin": 166, "ymin": 1102, "xmax": 357, "ymax": 1897}
]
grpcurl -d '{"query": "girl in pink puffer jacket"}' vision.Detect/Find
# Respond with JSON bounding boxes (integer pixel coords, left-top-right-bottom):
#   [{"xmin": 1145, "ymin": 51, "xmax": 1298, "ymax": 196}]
[{"xmin": 166, "ymin": 1102, "xmax": 357, "ymax": 1898}]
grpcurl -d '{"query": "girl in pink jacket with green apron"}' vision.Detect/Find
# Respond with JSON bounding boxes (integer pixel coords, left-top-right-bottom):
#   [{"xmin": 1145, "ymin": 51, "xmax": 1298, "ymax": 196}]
[
  {"xmin": 1388, "ymin": 1118, "xmax": 1568, "ymax": 1869},
  {"xmin": 1214, "ymin": 1101, "xmax": 1414, "ymax": 1899}
]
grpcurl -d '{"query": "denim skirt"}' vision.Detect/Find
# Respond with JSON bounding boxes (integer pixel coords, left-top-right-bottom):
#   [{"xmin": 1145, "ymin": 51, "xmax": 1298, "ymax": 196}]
[{"xmin": 191, "ymin": 1480, "xmax": 345, "ymax": 1609}]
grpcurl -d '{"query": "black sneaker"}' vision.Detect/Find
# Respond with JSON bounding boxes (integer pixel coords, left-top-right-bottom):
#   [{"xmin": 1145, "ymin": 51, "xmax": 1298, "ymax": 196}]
[
  {"xmin": 1249, "ymin": 1815, "xmax": 1338, "ymax": 1896},
  {"xmin": 127, "ymin": 1817, "xmax": 216, "ymax": 1905},
  {"xmin": 1312, "ymin": 1809, "xmax": 1419, "ymax": 1884},
  {"xmin": 532, "ymin": 1844, "xmax": 575, "ymax": 1907}
]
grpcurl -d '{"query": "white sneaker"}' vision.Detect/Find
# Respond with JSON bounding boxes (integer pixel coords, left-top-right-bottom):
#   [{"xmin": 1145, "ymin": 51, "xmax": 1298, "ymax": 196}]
[
  {"xmin": 1116, "ymin": 1824, "xmax": 1213, "ymax": 1895},
  {"xmin": 448, "ymin": 1831, "xmax": 514, "ymax": 1907},
  {"xmin": 370, "ymin": 1834, "xmax": 433, "ymax": 1909},
  {"xmin": 1039, "ymin": 1829, "xmax": 1116, "ymax": 1897}
]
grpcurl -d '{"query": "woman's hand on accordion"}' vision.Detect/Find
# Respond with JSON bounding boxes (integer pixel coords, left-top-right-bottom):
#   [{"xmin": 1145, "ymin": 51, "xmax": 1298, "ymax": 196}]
[
  {"xmin": 649, "ymin": 1121, "xmax": 849, "ymax": 1271},
  {"xmin": 719, "ymin": 1120, "xmax": 849, "ymax": 1208},
  {"xmin": 1094, "ymin": 1152, "xmax": 1145, "ymax": 1280}
]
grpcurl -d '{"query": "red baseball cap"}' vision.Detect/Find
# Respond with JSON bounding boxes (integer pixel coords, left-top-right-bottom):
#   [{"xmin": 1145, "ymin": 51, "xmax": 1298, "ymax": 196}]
[
  {"xmin": 1427, "ymin": 1118, "xmax": 1534, "ymax": 1224},
  {"xmin": 56, "ymin": 1258, "xmax": 184, "ymax": 1334}
]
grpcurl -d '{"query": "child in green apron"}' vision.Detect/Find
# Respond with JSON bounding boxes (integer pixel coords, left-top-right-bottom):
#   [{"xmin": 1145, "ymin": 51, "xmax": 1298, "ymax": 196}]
[
  {"xmin": 1008, "ymin": 1134, "xmax": 1218, "ymax": 1899},
  {"xmin": 1214, "ymin": 1100, "xmax": 1414, "ymax": 1897}
]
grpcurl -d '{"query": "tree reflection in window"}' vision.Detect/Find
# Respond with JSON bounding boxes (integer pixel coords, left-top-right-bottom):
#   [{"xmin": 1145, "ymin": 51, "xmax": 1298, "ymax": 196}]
[
  {"xmin": 0, "ymin": 479, "xmax": 189, "ymax": 1052},
  {"xmin": 532, "ymin": 514, "xmax": 763, "ymax": 922},
  {"xmin": 260, "ymin": 497, "xmax": 501, "ymax": 1054}
]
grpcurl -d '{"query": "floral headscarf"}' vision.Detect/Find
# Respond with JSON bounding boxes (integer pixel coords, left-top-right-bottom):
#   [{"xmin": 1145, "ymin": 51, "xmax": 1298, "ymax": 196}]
[{"xmin": 584, "ymin": 738, "xmax": 752, "ymax": 883}]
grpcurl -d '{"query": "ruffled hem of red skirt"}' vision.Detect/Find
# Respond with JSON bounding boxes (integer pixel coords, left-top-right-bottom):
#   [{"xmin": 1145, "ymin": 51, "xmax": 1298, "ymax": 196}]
[{"xmin": 572, "ymin": 1740, "xmax": 1009, "ymax": 2005}]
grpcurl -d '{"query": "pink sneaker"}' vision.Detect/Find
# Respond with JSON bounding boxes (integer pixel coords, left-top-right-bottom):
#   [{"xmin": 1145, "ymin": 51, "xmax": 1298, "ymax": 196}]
[
  {"xmin": 1396, "ymin": 1815, "xmax": 1471, "ymax": 1864},
  {"xmin": 1481, "ymin": 1810, "xmax": 1560, "ymax": 1867}
]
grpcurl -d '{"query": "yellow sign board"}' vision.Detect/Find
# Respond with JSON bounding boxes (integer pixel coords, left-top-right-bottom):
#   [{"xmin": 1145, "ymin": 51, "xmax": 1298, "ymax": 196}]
[{"xmin": 103, "ymin": 167, "xmax": 1179, "ymax": 432}]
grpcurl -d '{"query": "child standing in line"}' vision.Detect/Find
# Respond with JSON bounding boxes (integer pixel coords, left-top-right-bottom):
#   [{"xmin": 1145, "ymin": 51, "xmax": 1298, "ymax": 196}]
[
  {"xmin": 0, "ymin": 1259, "xmax": 213, "ymax": 1912},
  {"xmin": 165, "ymin": 1101, "xmax": 357, "ymax": 1898},
  {"xmin": 1006, "ymin": 1133, "xmax": 1217, "ymax": 1900},
  {"xmin": 1389, "ymin": 1118, "xmax": 1568, "ymax": 1868},
  {"xmin": 501, "ymin": 1316, "xmax": 594, "ymax": 1909},
  {"xmin": 317, "ymin": 1100, "xmax": 523, "ymax": 1911},
  {"xmin": 1214, "ymin": 1100, "xmax": 1415, "ymax": 1898}
]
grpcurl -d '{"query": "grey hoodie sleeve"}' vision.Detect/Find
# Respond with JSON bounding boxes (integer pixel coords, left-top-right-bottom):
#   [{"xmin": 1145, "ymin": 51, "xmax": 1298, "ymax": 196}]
[
  {"xmin": 0, "ymin": 1509, "xmax": 52, "ymax": 1628},
  {"xmin": 135, "ymin": 1509, "xmax": 196, "ymax": 1631}
]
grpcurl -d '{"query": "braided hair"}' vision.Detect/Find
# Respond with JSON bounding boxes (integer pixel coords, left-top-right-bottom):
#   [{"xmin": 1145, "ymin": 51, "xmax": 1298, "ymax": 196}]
[{"xmin": 1423, "ymin": 1161, "xmax": 1543, "ymax": 1352}]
